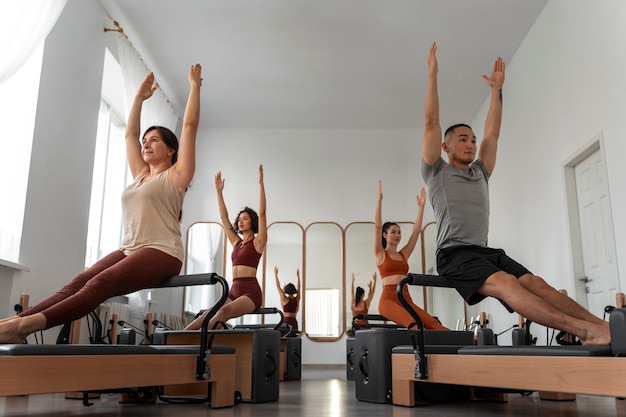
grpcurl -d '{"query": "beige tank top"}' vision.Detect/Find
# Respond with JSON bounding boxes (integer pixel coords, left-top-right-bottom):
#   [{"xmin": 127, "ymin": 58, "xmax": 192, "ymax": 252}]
[{"xmin": 120, "ymin": 169, "xmax": 185, "ymax": 261}]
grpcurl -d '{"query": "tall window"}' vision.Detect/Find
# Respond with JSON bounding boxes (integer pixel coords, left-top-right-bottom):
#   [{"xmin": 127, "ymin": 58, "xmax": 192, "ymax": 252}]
[
  {"xmin": 0, "ymin": 45, "xmax": 43, "ymax": 263},
  {"xmin": 84, "ymin": 49, "xmax": 130, "ymax": 267}
]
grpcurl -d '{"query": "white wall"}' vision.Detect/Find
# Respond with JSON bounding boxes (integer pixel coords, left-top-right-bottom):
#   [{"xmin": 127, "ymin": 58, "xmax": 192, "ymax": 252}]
[
  {"xmin": 2, "ymin": 0, "xmax": 106, "ymax": 343},
  {"xmin": 3, "ymin": 0, "xmax": 625, "ymax": 360},
  {"xmin": 466, "ymin": 0, "xmax": 626, "ymax": 345}
]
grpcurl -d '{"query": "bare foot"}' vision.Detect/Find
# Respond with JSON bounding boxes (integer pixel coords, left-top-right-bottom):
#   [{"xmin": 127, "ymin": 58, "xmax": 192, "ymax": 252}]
[
  {"xmin": 580, "ymin": 322, "xmax": 611, "ymax": 346},
  {"xmin": 0, "ymin": 319, "xmax": 27, "ymax": 344}
]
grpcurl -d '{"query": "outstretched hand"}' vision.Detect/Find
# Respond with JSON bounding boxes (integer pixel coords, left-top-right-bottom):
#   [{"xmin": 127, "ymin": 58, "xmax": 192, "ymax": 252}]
[
  {"xmin": 136, "ymin": 72, "xmax": 157, "ymax": 101},
  {"xmin": 189, "ymin": 64, "xmax": 203, "ymax": 88},
  {"xmin": 482, "ymin": 57, "xmax": 505, "ymax": 89},
  {"xmin": 377, "ymin": 180, "xmax": 383, "ymax": 201},
  {"xmin": 417, "ymin": 188, "xmax": 426, "ymax": 208},
  {"xmin": 259, "ymin": 164, "xmax": 264, "ymax": 184},
  {"xmin": 215, "ymin": 171, "xmax": 225, "ymax": 191},
  {"xmin": 427, "ymin": 42, "xmax": 438, "ymax": 76}
]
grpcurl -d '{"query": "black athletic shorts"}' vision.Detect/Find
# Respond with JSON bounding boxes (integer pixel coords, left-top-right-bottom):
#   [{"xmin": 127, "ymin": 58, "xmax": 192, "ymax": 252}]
[{"xmin": 436, "ymin": 245, "xmax": 532, "ymax": 306}]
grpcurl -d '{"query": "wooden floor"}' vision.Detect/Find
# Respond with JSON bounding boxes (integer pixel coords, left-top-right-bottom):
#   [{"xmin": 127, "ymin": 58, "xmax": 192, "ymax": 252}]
[{"xmin": 1, "ymin": 365, "xmax": 626, "ymax": 416}]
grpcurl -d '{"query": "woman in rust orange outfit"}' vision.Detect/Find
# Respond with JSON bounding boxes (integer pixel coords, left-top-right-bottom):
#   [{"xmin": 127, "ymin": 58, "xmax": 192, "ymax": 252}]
[
  {"xmin": 351, "ymin": 272, "xmax": 376, "ymax": 325},
  {"xmin": 374, "ymin": 181, "xmax": 447, "ymax": 330}
]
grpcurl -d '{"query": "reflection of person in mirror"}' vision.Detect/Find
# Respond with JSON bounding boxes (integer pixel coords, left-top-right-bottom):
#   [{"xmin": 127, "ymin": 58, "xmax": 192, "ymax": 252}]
[
  {"xmin": 0, "ymin": 65, "xmax": 202, "ymax": 343},
  {"xmin": 351, "ymin": 272, "xmax": 376, "ymax": 325},
  {"xmin": 185, "ymin": 164, "xmax": 267, "ymax": 330},
  {"xmin": 374, "ymin": 181, "xmax": 448, "ymax": 330},
  {"xmin": 421, "ymin": 42, "xmax": 609, "ymax": 345},
  {"xmin": 274, "ymin": 266, "xmax": 301, "ymax": 333}
]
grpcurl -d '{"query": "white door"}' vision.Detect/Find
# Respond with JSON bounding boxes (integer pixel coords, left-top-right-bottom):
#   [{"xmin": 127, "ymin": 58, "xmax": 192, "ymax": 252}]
[{"xmin": 574, "ymin": 149, "xmax": 620, "ymax": 317}]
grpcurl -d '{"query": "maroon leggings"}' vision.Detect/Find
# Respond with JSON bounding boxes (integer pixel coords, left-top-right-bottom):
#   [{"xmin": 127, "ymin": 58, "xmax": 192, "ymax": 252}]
[
  {"xmin": 20, "ymin": 248, "xmax": 182, "ymax": 329},
  {"xmin": 228, "ymin": 277, "xmax": 262, "ymax": 310}
]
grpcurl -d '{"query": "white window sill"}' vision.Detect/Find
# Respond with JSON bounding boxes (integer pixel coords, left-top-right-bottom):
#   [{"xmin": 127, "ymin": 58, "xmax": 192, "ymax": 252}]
[{"xmin": 0, "ymin": 258, "xmax": 30, "ymax": 272}]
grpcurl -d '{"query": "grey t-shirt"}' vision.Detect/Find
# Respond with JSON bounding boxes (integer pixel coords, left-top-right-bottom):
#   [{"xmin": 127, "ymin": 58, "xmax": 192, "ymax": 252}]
[{"xmin": 421, "ymin": 157, "xmax": 491, "ymax": 254}]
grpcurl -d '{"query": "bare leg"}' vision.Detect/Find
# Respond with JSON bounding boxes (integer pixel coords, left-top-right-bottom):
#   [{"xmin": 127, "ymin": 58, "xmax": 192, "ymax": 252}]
[
  {"xmin": 0, "ymin": 313, "xmax": 47, "ymax": 343},
  {"xmin": 518, "ymin": 274, "xmax": 606, "ymax": 326},
  {"xmin": 479, "ymin": 272, "xmax": 610, "ymax": 346}
]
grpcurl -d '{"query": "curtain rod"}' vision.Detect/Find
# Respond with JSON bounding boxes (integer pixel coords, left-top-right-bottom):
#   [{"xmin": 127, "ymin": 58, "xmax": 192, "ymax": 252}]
[
  {"xmin": 104, "ymin": 20, "xmax": 127, "ymax": 40},
  {"xmin": 104, "ymin": 20, "xmax": 179, "ymax": 119}
]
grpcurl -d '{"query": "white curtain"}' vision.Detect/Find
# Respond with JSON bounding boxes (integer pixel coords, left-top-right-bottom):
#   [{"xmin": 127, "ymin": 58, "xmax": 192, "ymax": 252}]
[
  {"xmin": 115, "ymin": 35, "xmax": 180, "ymax": 134},
  {"xmin": 0, "ymin": 0, "xmax": 67, "ymax": 85}
]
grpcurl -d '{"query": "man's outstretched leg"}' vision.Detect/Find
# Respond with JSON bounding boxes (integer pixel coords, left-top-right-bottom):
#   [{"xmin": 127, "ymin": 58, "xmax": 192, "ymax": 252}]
[{"xmin": 480, "ymin": 271, "xmax": 610, "ymax": 346}]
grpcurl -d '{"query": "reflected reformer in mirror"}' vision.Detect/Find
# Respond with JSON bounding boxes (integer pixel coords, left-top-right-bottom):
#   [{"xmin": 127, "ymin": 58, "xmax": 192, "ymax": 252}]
[{"xmin": 304, "ymin": 222, "xmax": 344, "ymax": 341}]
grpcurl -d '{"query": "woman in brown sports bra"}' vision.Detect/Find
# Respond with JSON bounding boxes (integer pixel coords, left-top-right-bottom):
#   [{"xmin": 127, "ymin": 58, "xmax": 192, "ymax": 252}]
[
  {"xmin": 374, "ymin": 181, "xmax": 448, "ymax": 330},
  {"xmin": 273, "ymin": 266, "xmax": 301, "ymax": 332},
  {"xmin": 186, "ymin": 164, "xmax": 267, "ymax": 330}
]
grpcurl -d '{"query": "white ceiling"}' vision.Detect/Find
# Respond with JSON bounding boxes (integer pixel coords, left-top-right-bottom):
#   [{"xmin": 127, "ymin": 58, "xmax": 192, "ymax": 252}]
[{"xmin": 100, "ymin": 0, "xmax": 548, "ymax": 130}]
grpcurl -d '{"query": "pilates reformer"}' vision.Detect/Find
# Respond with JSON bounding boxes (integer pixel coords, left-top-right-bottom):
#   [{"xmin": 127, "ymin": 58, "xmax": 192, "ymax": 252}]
[
  {"xmin": 155, "ymin": 306, "xmax": 284, "ymax": 402},
  {"xmin": 0, "ymin": 273, "xmax": 238, "ymax": 408},
  {"xmin": 391, "ymin": 273, "xmax": 626, "ymax": 406},
  {"xmin": 232, "ymin": 306, "xmax": 301, "ymax": 381}
]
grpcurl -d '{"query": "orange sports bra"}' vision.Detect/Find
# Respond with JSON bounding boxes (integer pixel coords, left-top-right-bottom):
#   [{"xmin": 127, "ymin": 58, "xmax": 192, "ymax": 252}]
[{"xmin": 377, "ymin": 251, "xmax": 409, "ymax": 278}]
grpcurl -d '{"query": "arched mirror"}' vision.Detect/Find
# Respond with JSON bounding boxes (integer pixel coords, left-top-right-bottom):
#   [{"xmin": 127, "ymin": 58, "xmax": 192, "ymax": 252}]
[
  {"xmin": 421, "ymin": 221, "xmax": 467, "ymax": 329},
  {"xmin": 304, "ymin": 222, "xmax": 344, "ymax": 341},
  {"xmin": 344, "ymin": 222, "xmax": 378, "ymax": 329},
  {"xmin": 263, "ymin": 222, "xmax": 304, "ymax": 329},
  {"xmin": 183, "ymin": 221, "xmax": 226, "ymax": 322},
  {"xmin": 344, "ymin": 221, "xmax": 428, "ymax": 330}
]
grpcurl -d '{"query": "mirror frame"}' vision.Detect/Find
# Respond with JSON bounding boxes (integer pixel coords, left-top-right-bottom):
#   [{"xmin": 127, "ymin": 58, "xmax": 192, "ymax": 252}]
[
  {"xmin": 303, "ymin": 221, "xmax": 345, "ymax": 342},
  {"xmin": 182, "ymin": 221, "xmax": 227, "ymax": 318},
  {"xmin": 262, "ymin": 221, "xmax": 305, "ymax": 324}
]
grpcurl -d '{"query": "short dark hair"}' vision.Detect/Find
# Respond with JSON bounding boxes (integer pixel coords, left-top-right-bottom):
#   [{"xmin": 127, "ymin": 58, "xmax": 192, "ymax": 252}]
[
  {"xmin": 444, "ymin": 123, "xmax": 473, "ymax": 142},
  {"xmin": 233, "ymin": 207, "xmax": 259, "ymax": 234},
  {"xmin": 143, "ymin": 126, "xmax": 179, "ymax": 164}
]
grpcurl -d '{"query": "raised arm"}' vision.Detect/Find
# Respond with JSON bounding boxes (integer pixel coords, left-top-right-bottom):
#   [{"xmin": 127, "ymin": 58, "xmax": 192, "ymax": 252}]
[
  {"xmin": 400, "ymin": 188, "xmax": 426, "ymax": 258},
  {"xmin": 125, "ymin": 72, "xmax": 156, "ymax": 178},
  {"xmin": 170, "ymin": 64, "xmax": 202, "ymax": 190},
  {"xmin": 253, "ymin": 164, "xmax": 268, "ymax": 253},
  {"xmin": 478, "ymin": 57, "xmax": 505, "ymax": 174},
  {"xmin": 274, "ymin": 265, "xmax": 286, "ymax": 298},
  {"xmin": 351, "ymin": 273, "xmax": 356, "ymax": 305},
  {"xmin": 373, "ymin": 181, "xmax": 385, "ymax": 265},
  {"xmin": 295, "ymin": 268, "xmax": 301, "ymax": 311},
  {"xmin": 422, "ymin": 42, "xmax": 443, "ymax": 166},
  {"xmin": 365, "ymin": 272, "xmax": 377, "ymax": 306},
  {"xmin": 215, "ymin": 171, "xmax": 239, "ymax": 246}
]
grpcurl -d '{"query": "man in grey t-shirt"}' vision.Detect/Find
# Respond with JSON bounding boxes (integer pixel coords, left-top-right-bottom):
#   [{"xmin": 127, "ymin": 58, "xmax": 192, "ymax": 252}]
[{"xmin": 420, "ymin": 42, "xmax": 609, "ymax": 346}]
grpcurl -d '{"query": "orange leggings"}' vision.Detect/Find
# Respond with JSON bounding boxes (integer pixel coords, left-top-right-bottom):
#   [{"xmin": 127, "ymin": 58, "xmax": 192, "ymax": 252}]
[{"xmin": 378, "ymin": 284, "xmax": 448, "ymax": 330}]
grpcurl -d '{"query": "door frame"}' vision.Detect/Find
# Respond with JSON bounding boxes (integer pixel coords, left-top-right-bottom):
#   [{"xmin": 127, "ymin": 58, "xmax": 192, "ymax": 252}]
[{"xmin": 562, "ymin": 130, "xmax": 613, "ymax": 309}]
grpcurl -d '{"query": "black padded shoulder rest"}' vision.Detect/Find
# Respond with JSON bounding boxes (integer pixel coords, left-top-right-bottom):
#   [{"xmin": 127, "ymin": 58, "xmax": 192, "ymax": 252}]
[
  {"xmin": 457, "ymin": 345, "xmax": 612, "ymax": 357},
  {"xmin": 154, "ymin": 273, "xmax": 219, "ymax": 288}
]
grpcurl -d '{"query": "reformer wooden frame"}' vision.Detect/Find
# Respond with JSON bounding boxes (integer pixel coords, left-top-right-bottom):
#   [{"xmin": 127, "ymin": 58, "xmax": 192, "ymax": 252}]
[
  {"xmin": 0, "ymin": 273, "xmax": 237, "ymax": 409},
  {"xmin": 391, "ymin": 273, "xmax": 626, "ymax": 406},
  {"xmin": 392, "ymin": 352, "xmax": 626, "ymax": 406},
  {"xmin": 0, "ymin": 348, "xmax": 236, "ymax": 408}
]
